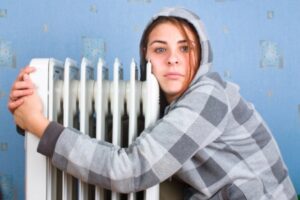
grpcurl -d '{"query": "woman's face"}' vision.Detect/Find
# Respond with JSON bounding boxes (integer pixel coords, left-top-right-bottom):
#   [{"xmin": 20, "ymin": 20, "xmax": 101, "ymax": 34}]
[{"xmin": 146, "ymin": 22, "xmax": 197, "ymax": 103}]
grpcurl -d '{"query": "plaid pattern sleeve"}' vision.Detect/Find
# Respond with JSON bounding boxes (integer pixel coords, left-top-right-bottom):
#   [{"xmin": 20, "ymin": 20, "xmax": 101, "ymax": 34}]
[{"xmin": 46, "ymin": 73, "xmax": 229, "ymax": 193}]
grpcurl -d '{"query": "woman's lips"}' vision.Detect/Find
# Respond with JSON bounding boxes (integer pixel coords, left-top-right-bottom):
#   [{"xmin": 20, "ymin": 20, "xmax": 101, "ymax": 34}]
[{"xmin": 164, "ymin": 72, "xmax": 184, "ymax": 79}]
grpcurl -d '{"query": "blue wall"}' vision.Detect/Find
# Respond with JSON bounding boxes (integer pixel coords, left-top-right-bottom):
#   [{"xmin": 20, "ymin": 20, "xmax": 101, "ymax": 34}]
[{"xmin": 0, "ymin": 0, "xmax": 299, "ymax": 199}]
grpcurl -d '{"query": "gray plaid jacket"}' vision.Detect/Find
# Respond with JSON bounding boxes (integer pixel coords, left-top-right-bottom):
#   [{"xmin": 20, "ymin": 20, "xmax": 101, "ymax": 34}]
[
  {"xmin": 38, "ymin": 72, "xmax": 296, "ymax": 199},
  {"xmin": 37, "ymin": 7, "xmax": 297, "ymax": 200}
]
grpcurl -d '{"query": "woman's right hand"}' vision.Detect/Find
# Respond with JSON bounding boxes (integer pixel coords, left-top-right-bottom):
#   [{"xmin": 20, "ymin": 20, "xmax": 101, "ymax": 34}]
[{"xmin": 7, "ymin": 66, "xmax": 36, "ymax": 114}]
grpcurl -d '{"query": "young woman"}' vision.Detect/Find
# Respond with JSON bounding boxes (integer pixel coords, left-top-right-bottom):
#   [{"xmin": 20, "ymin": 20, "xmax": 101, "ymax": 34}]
[{"xmin": 8, "ymin": 7, "xmax": 297, "ymax": 200}]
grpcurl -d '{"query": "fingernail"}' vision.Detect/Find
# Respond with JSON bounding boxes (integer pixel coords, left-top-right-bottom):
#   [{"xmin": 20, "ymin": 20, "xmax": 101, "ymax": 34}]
[{"xmin": 23, "ymin": 74, "xmax": 29, "ymax": 81}]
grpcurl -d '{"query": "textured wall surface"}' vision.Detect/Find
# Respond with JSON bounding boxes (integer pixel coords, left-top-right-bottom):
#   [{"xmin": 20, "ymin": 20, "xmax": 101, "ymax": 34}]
[{"xmin": 0, "ymin": 0, "xmax": 299, "ymax": 199}]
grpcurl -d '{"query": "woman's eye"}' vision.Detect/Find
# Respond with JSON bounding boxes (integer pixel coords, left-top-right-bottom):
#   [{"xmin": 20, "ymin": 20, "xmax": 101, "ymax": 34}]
[
  {"xmin": 180, "ymin": 45, "xmax": 189, "ymax": 52},
  {"xmin": 154, "ymin": 47, "xmax": 166, "ymax": 53}
]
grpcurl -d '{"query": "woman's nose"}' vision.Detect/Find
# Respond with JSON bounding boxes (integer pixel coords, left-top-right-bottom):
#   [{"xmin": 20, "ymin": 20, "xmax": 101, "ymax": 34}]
[{"xmin": 167, "ymin": 51, "xmax": 179, "ymax": 65}]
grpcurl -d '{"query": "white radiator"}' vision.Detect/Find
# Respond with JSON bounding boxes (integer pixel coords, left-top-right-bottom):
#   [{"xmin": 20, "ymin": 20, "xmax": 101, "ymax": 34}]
[{"xmin": 25, "ymin": 57, "xmax": 160, "ymax": 200}]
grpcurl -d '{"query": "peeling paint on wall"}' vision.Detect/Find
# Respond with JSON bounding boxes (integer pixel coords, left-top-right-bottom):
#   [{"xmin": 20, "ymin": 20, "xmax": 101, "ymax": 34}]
[
  {"xmin": 82, "ymin": 37, "xmax": 106, "ymax": 66},
  {"xmin": 89, "ymin": 5, "xmax": 98, "ymax": 13},
  {"xmin": 223, "ymin": 70, "xmax": 232, "ymax": 79},
  {"xmin": 43, "ymin": 24, "xmax": 49, "ymax": 33},
  {"xmin": 267, "ymin": 90, "xmax": 273, "ymax": 97},
  {"xmin": 0, "ymin": 174, "xmax": 16, "ymax": 200},
  {"xmin": 0, "ymin": 9, "xmax": 7, "ymax": 18},
  {"xmin": 132, "ymin": 25, "xmax": 142, "ymax": 33},
  {"xmin": 0, "ymin": 142, "xmax": 8, "ymax": 152},
  {"xmin": 267, "ymin": 11, "xmax": 274, "ymax": 19},
  {"xmin": 0, "ymin": 39, "xmax": 16, "ymax": 68},
  {"xmin": 223, "ymin": 26, "xmax": 230, "ymax": 34},
  {"xmin": 260, "ymin": 40, "xmax": 283, "ymax": 68}
]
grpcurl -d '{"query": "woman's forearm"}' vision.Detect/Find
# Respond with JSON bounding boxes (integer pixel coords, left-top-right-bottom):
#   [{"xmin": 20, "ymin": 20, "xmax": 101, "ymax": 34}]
[{"xmin": 28, "ymin": 115, "xmax": 50, "ymax": 138}]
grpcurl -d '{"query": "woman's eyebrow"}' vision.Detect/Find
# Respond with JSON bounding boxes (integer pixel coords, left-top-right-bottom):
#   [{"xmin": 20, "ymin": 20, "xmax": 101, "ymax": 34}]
[
  {"xmin": 178, "ymin": 40, "xmax": 196, "ymax": 47},
  {"xmin": 149, "ymin": 39, "xmax": 193, "ymax": 46},
  {"xmin": 179, "ymin": 39, "xmax": 197, "ymax": 44},
  {"xmin": 149, "ymin": 40, "xmax": 167, "ymax": 46},
  {"xmin": 178, "ymin": 40, "xmax": 188, "ymax": 43}
]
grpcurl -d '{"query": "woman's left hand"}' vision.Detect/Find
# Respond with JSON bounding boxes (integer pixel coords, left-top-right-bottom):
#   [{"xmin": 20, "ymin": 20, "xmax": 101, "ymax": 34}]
[
  {"xmin": 8, "ymin": 66, "xmax": 36, "ymax": 114},
  {"xmin": 13, "ymin": 90, "xmax": 49, "ymax": 138}
]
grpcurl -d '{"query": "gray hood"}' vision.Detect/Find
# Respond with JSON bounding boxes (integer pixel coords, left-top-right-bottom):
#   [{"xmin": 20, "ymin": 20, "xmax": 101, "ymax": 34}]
[{"xmin": 142, "ymin": 7, "xmax": 213, "ymax": 82}]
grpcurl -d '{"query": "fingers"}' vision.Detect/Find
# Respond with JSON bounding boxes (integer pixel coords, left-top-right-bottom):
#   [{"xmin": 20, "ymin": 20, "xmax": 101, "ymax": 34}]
[
  {"xmin": 10, "ymin": 88, "xmax": 34, "ymax": 101},
  {"xmin": 8, "ymin": 98, "xmax": 24, "ymax": 114},
  {"xmin": 16, "ymin": 66, "xmax": 36, "ymax": 82},
  {"xmin": 12, "ymin": 79, "xmax": 35, "ymax": 90},
  {"xmin": 8, "ymin": 66, "xmax": 36, "ymax": 114},
  {"xmin": 9, "ymin": 80, "xmax": 35, "ymax": 103},
  {"xmin": 10, "ymin": 68, "xmax": 35, "ymax": 99}
]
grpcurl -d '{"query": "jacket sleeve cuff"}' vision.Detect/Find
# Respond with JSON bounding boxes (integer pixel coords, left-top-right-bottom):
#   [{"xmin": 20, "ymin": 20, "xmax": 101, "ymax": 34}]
[{"xmin": 37, "ymin": 121, "xmax": 65, "ymax": 157}]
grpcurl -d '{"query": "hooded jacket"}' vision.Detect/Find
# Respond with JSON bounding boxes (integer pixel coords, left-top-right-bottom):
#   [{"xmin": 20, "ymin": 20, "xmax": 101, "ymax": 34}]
[{"xmin": 37, "ymin": 7, "xmax": 297, "ymax": 200}]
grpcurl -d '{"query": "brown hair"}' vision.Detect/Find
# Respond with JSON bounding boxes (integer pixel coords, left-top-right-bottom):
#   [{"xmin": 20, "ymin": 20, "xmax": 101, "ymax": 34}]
[{"xmin": 139, "ymin": 16, "xmax": 201, "ymax": 116}]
